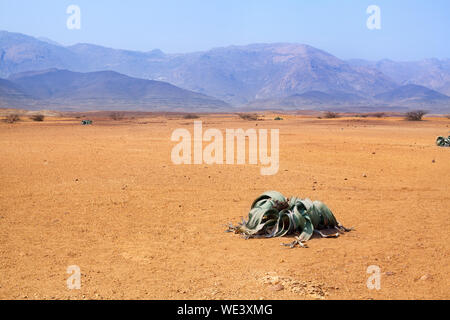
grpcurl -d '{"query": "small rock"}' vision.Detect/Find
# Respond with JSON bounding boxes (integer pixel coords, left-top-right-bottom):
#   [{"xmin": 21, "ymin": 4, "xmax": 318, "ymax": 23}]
[
  {"xmin": 269, "ymin": 284, "xmax": 284, "ymax": 292},
  {"xmin": 432, "ymin": 159, "xmax": 435, "ymax": 163},
  {"xmin": 270, "ymin": 276, "xmax": 280, "ymax": 285},
  {"xmin": 419, "ymin": 274, "xmax": 432, "ymax": 281},
  {"xmin": 363, "ymin": 174, "xmax": 367, "ymax": 178},
  {"xmin": 309, "ymin": 293, "xmax": 324, "ymax": 300},
  {"xmin": 385, "ymin": 271, "xmax": 395, "ymax": 276}
]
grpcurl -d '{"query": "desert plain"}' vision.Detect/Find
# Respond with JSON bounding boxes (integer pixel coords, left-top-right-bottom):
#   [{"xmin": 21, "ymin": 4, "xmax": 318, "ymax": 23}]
[{"xmin": 0, "ymin": 113, "xmax": 449, "ymax": 300}]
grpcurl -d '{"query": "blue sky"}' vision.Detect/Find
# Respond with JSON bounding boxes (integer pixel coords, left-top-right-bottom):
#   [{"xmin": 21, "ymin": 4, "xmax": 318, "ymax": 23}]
[{"xmin": 0, "ymin": 0, "xmax": 448, "ymax": 60}]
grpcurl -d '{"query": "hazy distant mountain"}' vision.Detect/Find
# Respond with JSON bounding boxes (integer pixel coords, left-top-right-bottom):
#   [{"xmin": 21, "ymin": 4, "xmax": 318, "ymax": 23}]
[
  {"xmin": 0, "ymin": 78, "xmax": 34, "ymax": 107},
  {"xmin": 0, "ymin": 31, "xmax": 397, "ymax": 103},
  {"xmin": 159, "ymin": 43, "xmax": 399, "ymax": 105},
  {"xmin": 0, "ymin": 31, "xmax": 81, "ymax": 78},
  {"xmin": 374, "ymin": 84, "xmax": 450, "ymax": 107},
  {"xmin": 1, "ymin": 30, "xmax": 449, "ymax": 112},
  {"xmin": 37, "ymin": 37, "xmax": 62, "ymax": 47},
  {"xmin": 348, "ymin": 58, "xmax": 450, "ymax": 96},
  {"xmin": 66, "ymin": 43, "xmax": 398, "ymax": 104},
  {"xmin": 2, "ymin": 69, "xmax": 229, "ymax": 111},
  {"xmin": 246, "ymin": 90, "xmax": 372, "ymax": 110},
  {"xmin": 248, "ymin": 85, "xmax": 450, "ymax": 112}
]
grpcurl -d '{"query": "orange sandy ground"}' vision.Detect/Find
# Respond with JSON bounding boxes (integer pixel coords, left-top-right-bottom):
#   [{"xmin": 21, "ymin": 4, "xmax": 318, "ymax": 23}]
[{"xmin": 0, "ymin": 114, "xmax": 449, "ymax": 300}]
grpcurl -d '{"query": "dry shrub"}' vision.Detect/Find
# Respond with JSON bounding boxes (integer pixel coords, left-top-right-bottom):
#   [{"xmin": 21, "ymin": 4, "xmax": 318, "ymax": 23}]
[
  {"xmin": 238, "ymin": 113, "xmax": 258, "ymax": 121},
  {"xmin": 110, "ymin": 112, "xmax": 125, "ymax": 121},
  {"xmin": 30, "ymin": 114, "xmax": 45, "ymax": 122},
  {"xmin": 183, "ymin": 113, "xmax": 200, "ymax": 119},
  {"xmin": 5, "ymin": 114, "xmax": 20, "ymax": 123},
  {"xmin": 405, "ymin": 110, "xmax": 427, "ymax": 121},
  {"xmin": 446, "ymin": 114, "xmax": 450, "ymax": 119},
  {"xmin": 323, "ymin": 111, "xmax": 339, "ymax": 119}
]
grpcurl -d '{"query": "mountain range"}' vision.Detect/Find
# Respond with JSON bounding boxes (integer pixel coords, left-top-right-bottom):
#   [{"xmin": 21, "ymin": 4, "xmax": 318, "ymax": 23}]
[
  {"xmin": 0, "ymin": 30, "xmax": 449, "ymax": 112},
  {"xmin": 1, "ymin": 69, "xmax": 228, "ymax": 111}
]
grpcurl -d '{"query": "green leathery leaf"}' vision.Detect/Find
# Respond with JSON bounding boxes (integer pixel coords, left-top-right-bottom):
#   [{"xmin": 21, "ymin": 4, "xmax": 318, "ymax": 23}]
[
  {"xmin": 436, "ymin": 136, "xmax": 450, "ymax": 147},
  {"xmin": 314, "ymin": 200, "xmax": 338, "ymax": 227},
  {"xmin": 298, "ymin": 215, "xmax": 314, "ymax": 241},
  {"xmin": 305, "ymin": 202, "xmax": 322, "ymax": 228},
  {"xmin": 251, "ymin": 191, "xmax": 286, "ymax": 208}
]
